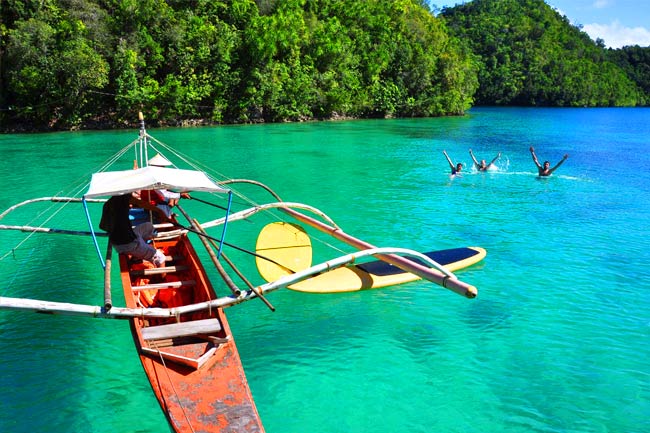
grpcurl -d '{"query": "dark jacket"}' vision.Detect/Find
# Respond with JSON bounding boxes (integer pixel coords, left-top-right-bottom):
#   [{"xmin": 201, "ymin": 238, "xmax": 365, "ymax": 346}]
[{"xmin": 100, "ymin": 195, "xmax": 137, "ymax": 245}]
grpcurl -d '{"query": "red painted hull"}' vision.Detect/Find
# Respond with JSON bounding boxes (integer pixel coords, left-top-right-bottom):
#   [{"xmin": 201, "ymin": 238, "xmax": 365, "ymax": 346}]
[{"xmin": 120, "ymin": 234, "xmax": 264, "ymax": 433}]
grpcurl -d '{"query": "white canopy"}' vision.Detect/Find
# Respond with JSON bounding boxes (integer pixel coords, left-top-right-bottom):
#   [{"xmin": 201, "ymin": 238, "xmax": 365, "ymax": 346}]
[{"xmin": 84, "ymin": 166, "xmax": 229, "ymax": 198}]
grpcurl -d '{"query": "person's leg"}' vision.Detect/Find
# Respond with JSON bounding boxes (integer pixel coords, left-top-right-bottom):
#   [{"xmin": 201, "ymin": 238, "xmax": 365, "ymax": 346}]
[{"xmin": 133, "ymin": 222, "xmax": 155, "ymax": 239}]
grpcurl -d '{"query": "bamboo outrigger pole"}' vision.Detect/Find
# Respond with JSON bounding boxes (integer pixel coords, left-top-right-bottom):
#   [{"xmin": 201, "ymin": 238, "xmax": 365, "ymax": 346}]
[
  {"xmin": 176, "ymin": 205, "xmax": 275, "ymax": 311},
  {"xmin": 0, "ymin": 247, "xmax": 468, "ymax": 319},
  {"xmin": 191, "ymin": 218, "xmax": 276, "ymax": 312},
  {"xmin": 279, "ymin": 207, "xmax": 478, "ymax": 298},
  {"xmin": 174, "ymin": 204, "xmax": 240, "ymax": 297},
  {"xmin": 104, "ymin": 241, "xmax": 113, "ymax": 310}
]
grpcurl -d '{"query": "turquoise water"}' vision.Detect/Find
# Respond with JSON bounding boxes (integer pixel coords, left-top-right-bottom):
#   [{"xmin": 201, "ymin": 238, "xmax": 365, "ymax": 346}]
[{"xmin": 1, "ymin": 107, "xmax": 649, "ymax": 432}]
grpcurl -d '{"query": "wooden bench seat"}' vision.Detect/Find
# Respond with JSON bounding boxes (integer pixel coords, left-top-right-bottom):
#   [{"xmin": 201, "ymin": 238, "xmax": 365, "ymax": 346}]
[
  {"xmin": 141, "ymin": 318, "xmax": 222, "ymax": 341},
  {"xmin": 130, "ymin": 265, "xmax": 189, "ymax": 276},
  {"xmin": 132, "ymin": 280, "xmax": 196, "ymax": 292}
]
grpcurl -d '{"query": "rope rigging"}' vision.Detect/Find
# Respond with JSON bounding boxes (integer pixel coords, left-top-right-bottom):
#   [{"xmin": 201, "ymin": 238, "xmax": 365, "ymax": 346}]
[{"xmin": 0, "ymin": 126, "xmax": 350, "ymax": 274}]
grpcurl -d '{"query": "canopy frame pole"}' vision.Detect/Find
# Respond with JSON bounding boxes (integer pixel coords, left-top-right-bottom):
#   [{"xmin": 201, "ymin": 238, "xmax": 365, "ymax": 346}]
[
  {"xmin": 191, "ymin": 215, "xmax": 275, "ymax": 312},
  {"xmin": 82, "ymin": 197, "xmax": 105, "ymax": 269},
  {"xmin": 188, "ymin": 214, "xmax": 242, "ymax": 298},
  {"xmin": 216, "ymin": 191, "xmax": 233, "ymax": 259}
]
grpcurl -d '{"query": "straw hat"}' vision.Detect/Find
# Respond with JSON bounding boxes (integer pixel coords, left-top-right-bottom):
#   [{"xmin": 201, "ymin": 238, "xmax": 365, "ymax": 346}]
[{"xmin": 148, "ymin": 153, "xmax": 172, "ymax": 167}]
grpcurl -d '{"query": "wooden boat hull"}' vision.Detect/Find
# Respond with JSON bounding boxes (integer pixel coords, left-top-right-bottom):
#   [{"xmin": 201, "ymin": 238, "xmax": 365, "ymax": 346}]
[{"xmin": 120, "ymin": 234, "xmax": 264, "ymax": 433}]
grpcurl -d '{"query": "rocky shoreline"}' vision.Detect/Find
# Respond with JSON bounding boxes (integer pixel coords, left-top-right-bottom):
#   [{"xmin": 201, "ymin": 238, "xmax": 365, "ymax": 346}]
[{"xmin": 1, "ymin": 112, "xmax": 364, "ymax": 134}]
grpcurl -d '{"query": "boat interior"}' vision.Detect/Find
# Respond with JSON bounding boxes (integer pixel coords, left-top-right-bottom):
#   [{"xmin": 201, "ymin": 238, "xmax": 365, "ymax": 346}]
[{"xmin": 122, "ymin": 223, "xmax": 229, "ymax": 371}]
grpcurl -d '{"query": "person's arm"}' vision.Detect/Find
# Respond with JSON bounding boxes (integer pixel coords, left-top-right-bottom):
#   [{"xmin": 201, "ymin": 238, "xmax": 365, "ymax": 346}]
[
  {"xmin": 469, "ymin": 149, "xmax": 480, "ymax": 167},
  {"xmin": 156, "ymin": 189, "xmax": 181, "ymax": 207},
  {"xmin": 529, "ymin": 146, "xmax": 542, "ymax": 169},
  {"xmin": 487, "ymin": 152, "xmax": 501, "ymax": 168},
  {"xmin": 162, "ymin": 189, "xmax": 191, "ymax": 207},
  {"xmin": 157, "ymin": 189, "xmax": 181, "ymax": 201},
  {"xmin": 548, "ymin": 154, "xmax": 569, "ymax": 174},
  {"xmin": 442, "ymin": 150, "xmax": 455, "ymax": 170}
]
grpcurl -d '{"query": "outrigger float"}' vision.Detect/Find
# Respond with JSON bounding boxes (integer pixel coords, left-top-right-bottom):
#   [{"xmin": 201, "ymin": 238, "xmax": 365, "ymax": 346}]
[{"xmin": 0, "ymin": 114, "xmax": 485, "ymax": 433}]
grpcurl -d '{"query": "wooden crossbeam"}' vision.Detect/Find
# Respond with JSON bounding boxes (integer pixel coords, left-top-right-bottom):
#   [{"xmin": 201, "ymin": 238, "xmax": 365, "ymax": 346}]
[
  {"xmin": 130, "ymin": 265, "xmax": 188, "ymax": 276},
  {"xmin": 132, "ymin": 280, "xmax": 195, "ymax": 292},
  {"xmin": 141, "ymin": 318, "xmax": 222, "ymax": 341}
]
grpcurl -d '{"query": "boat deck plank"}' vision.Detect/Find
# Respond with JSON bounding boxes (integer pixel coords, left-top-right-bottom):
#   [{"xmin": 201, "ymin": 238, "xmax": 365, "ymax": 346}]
[
  {"xmin": 132, "ymin": 280, "xmax": 196, "ymax": 291},
  {"xmin": 142, "ymin": 318, "xmax": 222, "ymax": 341},
  {"xmin": 130, "ymin": 265, "xmax": 188, "ymax": 276}
]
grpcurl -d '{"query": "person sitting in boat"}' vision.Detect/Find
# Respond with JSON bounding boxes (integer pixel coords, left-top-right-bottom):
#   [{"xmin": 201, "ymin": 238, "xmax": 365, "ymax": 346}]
[
  {"xmin": 100, "ymin": 193, "xmax": 170, "ymax": 267},
  {"xmin": 443, "ymin": 150, "xmax": 463, "ymax": 175},
  {"xmin": 141, "ymin": 153, "xmax": 190, "ymax": 218},
  {"xmin": 530, "ymin": 146, "xmax": 568, "ymax": 177},
  {"xmin": 469, "ymin": 149, "xmax": 501, "ymax": 171}
]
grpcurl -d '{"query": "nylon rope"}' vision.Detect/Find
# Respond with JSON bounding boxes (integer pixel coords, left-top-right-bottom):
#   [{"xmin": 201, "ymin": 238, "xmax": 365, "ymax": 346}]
[
  {"xmin": 0, "ymin": 140, "xmax": 134, "ymax": 261},
  {"xmin": 1, "ymin": 247, "xmax": 35, "ymax": 296},
  {"xmin": 145, "ymin": 134, "xmax": 348, "ymax": 255}
]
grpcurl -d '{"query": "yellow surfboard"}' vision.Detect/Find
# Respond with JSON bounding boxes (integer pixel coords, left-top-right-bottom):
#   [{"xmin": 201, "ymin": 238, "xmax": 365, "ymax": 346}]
[
  {"xmin": 256, "ymin": 222, "xmax": 486, "ymax": 294},
  {"xmin": 286, "ymin": 246, "xmax": 485, "ymax": 293},
  {"xmin": 255, "ymin": 222, "xmax": 312, "ymax": 282}
]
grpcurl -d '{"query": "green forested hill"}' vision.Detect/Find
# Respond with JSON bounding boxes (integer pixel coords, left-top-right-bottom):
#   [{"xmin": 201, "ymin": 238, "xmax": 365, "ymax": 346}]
[
  {"xmin": 441, "ymin": 0, "xmax": 647, "ymax": 107},
  {"xmin": 606, "ymin": 45, "xmax": 650, "ymax": 98},
  {"xmin": 0, "ymin": 0, "xmax": 477, "ymax": 130},
  {"xmin": 1, "ymin": 0, "xmax": 648, "ymax": 131}
]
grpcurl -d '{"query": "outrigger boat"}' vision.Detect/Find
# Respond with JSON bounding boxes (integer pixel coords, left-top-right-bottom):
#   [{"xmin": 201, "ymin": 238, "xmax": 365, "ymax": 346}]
[{"xmin": 0, "ymin": 114, "xmax": 485, "ymax": 432}]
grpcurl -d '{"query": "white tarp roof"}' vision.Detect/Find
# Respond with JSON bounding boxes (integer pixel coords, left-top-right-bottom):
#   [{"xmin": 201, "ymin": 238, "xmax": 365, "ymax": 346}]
[{"xmin": 84, "ymin": 166, "xmax": 229, "ymax": 198}]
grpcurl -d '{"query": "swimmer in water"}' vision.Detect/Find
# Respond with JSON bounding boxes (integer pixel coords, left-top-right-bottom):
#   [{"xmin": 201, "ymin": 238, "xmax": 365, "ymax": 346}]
[
  {"xmin": 443, "ymin": 150, "xmax": 463, "ymax": 175},
  {"xmin": 469, "ymin": 149, "xmax": 501, "ymax": 171},
  {"xmin": 529, "ymin": 146, "xmax": 568, "ymax": 176}
]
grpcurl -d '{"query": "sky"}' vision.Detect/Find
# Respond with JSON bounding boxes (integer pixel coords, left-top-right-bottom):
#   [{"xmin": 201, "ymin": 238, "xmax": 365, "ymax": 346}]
[{"xmin": 433, "ymin": 0, "xmax": 650, "ymax": 48}]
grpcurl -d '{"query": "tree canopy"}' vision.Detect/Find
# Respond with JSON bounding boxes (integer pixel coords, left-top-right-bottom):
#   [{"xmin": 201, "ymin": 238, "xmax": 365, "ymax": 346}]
[
  {"xmin": 0, "ymin": 0, "xmax": 648, "ymax": 131},
  {"xmin": 606, "ymin": 45, "xmax": 650, "ymax": 98},
  {"xmin": 441, "ymin": 0, "xmax": 647, "ymax": 107},
  {"xmin": 0, "ymin": 0, "xmax": 477, "ymax": 130}
]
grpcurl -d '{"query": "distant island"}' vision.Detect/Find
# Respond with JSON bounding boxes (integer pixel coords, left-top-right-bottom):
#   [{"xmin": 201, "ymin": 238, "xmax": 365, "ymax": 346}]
[{"xmin": 1, "ymin": 0, "xmax": 648, "ymax": 132}]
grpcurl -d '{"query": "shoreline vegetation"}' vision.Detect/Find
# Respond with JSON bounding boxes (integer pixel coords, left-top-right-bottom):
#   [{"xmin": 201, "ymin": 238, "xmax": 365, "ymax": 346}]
[{"xmin": 1, "ymin": 0, "xmax": 649, "ymax": 133}]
